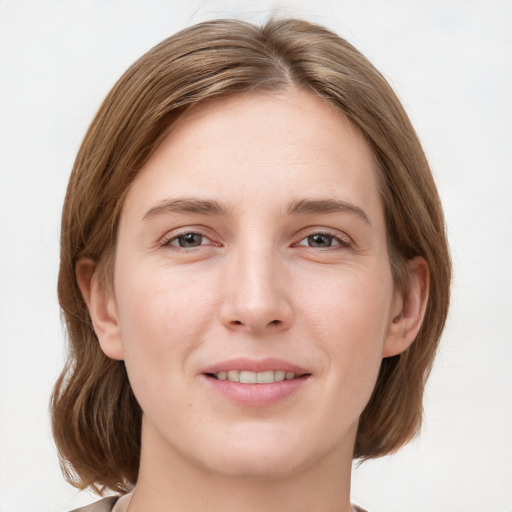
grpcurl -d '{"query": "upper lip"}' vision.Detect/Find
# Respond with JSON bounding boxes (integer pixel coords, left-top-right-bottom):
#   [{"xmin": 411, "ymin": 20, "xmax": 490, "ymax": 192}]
[{"xmin": 201, "ymin": 357, "xmax": 310, "ymax": 376}]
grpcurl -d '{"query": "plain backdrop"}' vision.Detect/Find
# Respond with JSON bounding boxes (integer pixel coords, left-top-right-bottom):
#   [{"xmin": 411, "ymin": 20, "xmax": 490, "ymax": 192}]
[{"xmin": 0, "ymin": 1, "xmax": 511, "ymax": 511}]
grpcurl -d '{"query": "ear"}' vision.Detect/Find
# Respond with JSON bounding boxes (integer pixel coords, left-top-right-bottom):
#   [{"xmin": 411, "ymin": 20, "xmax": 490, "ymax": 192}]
[
  {"xmin": 75, "ymin": 258, "xmax": 124, "ymax": 360},
  {"xmin": 383, "ymin": 256, "xmax": 429, "ymax": 358}
]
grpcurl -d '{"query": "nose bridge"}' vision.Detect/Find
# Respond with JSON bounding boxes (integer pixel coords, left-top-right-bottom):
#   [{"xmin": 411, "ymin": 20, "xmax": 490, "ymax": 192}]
[{"xmin": 220, "ymin": 235, "xmax": 292, "ymax": 333}]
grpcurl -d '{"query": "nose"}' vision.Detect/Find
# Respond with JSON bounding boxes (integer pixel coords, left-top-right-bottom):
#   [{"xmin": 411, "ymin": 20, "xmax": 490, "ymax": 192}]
[{"xmin": 219, "ymin": 245, "xmax": 293, "ymax": 335}]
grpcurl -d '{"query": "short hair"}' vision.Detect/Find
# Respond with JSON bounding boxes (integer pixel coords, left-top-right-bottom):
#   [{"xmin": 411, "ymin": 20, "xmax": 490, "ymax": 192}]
[{"xmin": 51, "ymin": 17, "xmax": 451, "ymax": 494}]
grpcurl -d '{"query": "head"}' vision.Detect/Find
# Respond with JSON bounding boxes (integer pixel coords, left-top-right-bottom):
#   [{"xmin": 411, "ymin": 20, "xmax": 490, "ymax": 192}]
[{"xmin": 52, "ymin": 18, "xmax": 450, "ymax": 493}]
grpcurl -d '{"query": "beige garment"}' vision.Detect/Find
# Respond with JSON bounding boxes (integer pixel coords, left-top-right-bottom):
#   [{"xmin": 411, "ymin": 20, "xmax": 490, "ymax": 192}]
[
  {"xmin": 69, "ymin": 496, "xmax": 119, "ymax": 512},
  {"xmin": 70, "ymin": 495, "xmax": 369, "ymax": 512}
]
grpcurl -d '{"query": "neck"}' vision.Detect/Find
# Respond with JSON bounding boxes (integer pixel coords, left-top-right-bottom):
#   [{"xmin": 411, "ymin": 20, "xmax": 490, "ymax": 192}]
[{"xmin": 127, "ymin": 421, "xmax": 356, "ymax": 512}]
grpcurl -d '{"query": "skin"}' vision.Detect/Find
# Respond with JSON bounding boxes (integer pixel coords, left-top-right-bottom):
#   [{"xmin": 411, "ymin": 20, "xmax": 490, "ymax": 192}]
[{"xmin": 78, "ymin": 88, "xmax": 428, "ymax": 512}]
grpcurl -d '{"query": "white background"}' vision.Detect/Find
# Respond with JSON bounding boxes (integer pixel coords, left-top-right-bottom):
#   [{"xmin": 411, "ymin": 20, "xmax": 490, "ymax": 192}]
[{"xmin": 0, "ymin": 1, "xmax": 511, "ymax": 511}]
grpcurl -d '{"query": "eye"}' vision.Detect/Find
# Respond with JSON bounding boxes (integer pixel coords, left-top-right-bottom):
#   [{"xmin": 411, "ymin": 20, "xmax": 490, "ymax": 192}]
[
  {"xmin": 296, "ymin": 232, "xmax": 350, "ymax": 249},
  {"xmin": 165, "ymin": 232, "xmax": 211, "ymax": 248}
]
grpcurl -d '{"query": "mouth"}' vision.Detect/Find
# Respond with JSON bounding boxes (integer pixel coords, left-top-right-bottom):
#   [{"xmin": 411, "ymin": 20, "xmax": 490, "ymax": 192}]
[
  {"xmin": 207, "ymin": 369, "xmax": 307, "ymax": 383},
  {"xmin": 201, "ymin": 358, "xmax": 311, "ymax": 405}
]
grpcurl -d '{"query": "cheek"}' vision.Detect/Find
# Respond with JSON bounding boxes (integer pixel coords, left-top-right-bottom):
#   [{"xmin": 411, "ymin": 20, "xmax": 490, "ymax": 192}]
[
  {"xmin": 299, "ymin": 267, "xmax": 393, "ymax": 392},
  {"xmin": 301, "ymin": 266, "xmax": 393, "ymax": 343},
  {"xmin": 116, "ymin": 261, "xmax": 212, "ymax": 338},
  {"xmin": 113, "ymin": 265, "xmax": 217, "ymax": 393},
  {"xmin": 113, "ymin": 281, "xmax": 207, "ymax": 430}
]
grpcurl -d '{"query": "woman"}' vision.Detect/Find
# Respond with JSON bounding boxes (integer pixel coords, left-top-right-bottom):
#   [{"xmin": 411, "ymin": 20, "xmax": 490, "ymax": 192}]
[{"xmin": 51, "ymin": 18, "xmax": 450, "ymax": 512}]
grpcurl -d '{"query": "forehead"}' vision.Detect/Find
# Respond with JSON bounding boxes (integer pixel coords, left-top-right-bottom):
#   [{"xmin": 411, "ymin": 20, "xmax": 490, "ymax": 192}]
[{"xmin": 122, "ymin": 88, "xmax": 382, "ymax": 222}]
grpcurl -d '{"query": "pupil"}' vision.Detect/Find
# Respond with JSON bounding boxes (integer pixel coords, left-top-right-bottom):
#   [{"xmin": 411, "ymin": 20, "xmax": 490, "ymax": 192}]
[
  {"xmin": 179, "ymin": 233, "xmax": 202, "ymax": 247},
  {"xmin": 309, "ymin": 234, "xmax": 331, "ymax": 247}
]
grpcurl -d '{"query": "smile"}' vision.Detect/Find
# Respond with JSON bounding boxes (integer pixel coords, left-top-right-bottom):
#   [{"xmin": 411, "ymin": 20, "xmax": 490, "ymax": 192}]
[
  {"xmin": 212, "ymin": 370, "xmax": 298, "ymax": 383},
  {"xmin": 202, "ymin": 358, "xmax": 311, "ymax": 404}
]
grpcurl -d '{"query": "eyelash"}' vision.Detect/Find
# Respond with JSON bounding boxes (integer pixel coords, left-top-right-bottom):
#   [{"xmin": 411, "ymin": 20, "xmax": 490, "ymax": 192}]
[
  {"xmin": 160, "ymin": 229, "xmax": 352, "ymax": 251},
  {"xmin": 294, "ymin": 231, "xmax": 352, "ymax": 250},
  {"xmin": 161, "ymin": 230, "xmax": 215, "ymax": 249}
]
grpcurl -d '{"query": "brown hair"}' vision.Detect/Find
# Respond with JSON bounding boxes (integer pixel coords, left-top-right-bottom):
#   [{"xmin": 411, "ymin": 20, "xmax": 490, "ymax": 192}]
[{"xmin": 51, "ymin": 17, "xmax": 451, "ymax": 494}]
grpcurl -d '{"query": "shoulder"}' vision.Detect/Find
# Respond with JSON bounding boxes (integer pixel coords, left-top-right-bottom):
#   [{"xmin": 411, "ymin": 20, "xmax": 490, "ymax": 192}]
[
  {"xmin": 69, "ymin": 497, "xmax": 368, "ymax": 512},
  {"xmin": 69, "ymin": 496, "xmax": 119, "ymax": 512},
  {"xmin": 352, "ymin": 504, "xmax": 370, "ymax": 512}
]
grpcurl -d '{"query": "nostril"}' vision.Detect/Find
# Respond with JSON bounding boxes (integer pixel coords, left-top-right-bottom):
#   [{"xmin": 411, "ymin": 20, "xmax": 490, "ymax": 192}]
[{"xmin": 226, "ymin": 318, "xmax": 287, "ymax": 331}]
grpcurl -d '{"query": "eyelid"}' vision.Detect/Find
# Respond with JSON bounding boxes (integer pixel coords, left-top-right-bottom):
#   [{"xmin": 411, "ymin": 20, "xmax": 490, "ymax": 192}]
[
  {"xmin": 293, "ymin": 228, "xmax": 353, "ymax": 248},
  {"xmin": 160, "ymin": 227, "xmax": 219, "ymax": 249},
  {"xmin": 158, "ymin": 226, "xmax": 352, "ymax": 250}
]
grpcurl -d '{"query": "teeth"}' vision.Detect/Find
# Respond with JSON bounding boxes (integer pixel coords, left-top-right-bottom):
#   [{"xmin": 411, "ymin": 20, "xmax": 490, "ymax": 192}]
[
  {"xmin": 256, "ymin": 370, "xmax": 274, "ymax": 384},
  {"xmin": 240, "ymin": 371, "xmax": 257, "ymax": 384},
  {"xmin": 274, "ymin": 370, "xmax": 286, "ymax": 381},
  {"xmin": 215, "ymin": 370, "xmax": 297, "ymax": 383},
  {"xmin": 227, "ymin": 370, "xmax": 240, "ymax": 382}
]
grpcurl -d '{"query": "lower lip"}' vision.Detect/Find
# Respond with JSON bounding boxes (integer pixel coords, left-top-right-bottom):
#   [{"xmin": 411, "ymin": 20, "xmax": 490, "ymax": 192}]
[{"xmin": 203, "ymin": 375, "xmax": 310, "ymax": 406}]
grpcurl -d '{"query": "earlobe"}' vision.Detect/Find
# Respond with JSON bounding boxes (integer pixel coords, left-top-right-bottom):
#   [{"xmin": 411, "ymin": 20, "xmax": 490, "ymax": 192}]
[
  {"xmin": 75, "ymin": 258, "xmax": 125, "ymax": 360},
  {"xmin": 383, "ymin": 256, "xmax": 429, "ymax": 358}
]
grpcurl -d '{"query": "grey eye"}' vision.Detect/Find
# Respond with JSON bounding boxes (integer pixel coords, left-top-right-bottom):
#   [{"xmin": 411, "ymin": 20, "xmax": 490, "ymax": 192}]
[
  {"xmin": 306, "ymin": 233, "xmax": 336, "ymax": 248},
  {"xmin": 173, "ymin": 233, "xmax": 204, "ymax": 247}
]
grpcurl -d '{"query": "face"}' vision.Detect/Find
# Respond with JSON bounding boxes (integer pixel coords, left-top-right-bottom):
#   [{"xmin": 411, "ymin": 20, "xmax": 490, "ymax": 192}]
[{"xmin": 93, "ymin": 89, "xmax": 413, "ymax": 479}]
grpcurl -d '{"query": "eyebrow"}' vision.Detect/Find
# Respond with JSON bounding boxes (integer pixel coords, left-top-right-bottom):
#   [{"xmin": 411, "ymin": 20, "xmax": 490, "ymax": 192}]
[
  {"xmin": 143, "ymin": 198, "xmax": 232, "ymax": 219},
  {"xmin": 286, "ymin": 198, "xmax": 371, "ymax": 225},
  {"xmin": 143, "ymin": 197, "xmax": 371, "ymax": 225}
]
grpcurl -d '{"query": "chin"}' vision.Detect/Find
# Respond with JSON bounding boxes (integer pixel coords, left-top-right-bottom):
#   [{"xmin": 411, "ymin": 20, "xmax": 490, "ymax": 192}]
[
  {"xmin": 203, "ymin": 450, "xmax": 306, "ymax": 481},
  {"xmin": 191, "ymin": 426, "xmax": 319, "ymax": 480}
]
